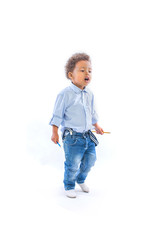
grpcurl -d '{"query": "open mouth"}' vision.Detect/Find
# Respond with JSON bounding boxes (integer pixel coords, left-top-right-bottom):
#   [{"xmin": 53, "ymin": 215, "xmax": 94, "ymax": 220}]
[{"xmin": 85, "ymin": 77, "xmax": 90, "ymax": 82}]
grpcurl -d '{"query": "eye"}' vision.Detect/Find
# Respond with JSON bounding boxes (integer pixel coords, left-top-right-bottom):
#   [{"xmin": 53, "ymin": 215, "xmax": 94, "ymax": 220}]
[
  {"xmin": 89, "ymin": 70, "xmax": 92, "ymax": 73},
  {"xmin": 80, "ymin": 69, "xmax": 85, "ymax": 72}
]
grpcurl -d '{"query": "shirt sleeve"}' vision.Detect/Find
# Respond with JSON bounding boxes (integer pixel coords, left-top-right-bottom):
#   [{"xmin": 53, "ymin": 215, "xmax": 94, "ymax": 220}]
[
  {"xmin": 91, "ymin": 95, "xmax": 98, "ymax": 124},
  {"xmin": 49, "ymin": 93, "xmax": 66, "ymax": 127}
]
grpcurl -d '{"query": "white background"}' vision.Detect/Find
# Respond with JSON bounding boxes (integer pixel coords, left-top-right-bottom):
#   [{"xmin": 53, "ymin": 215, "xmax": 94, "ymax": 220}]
[{"xmin": 0, "ymin": 0, "xmax": 160, "ymax": 239}]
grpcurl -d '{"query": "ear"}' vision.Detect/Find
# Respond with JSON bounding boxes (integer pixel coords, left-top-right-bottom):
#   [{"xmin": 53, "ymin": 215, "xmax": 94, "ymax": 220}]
[{"xmin": 68, "ymin": 72, "xmax": 73, "ymax": 80}]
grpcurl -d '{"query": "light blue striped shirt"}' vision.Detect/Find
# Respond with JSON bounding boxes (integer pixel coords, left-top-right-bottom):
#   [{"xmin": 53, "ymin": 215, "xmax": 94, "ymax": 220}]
[{"xmin": 49, "ymin": 83, "xmax": 98, "ymax": 133}]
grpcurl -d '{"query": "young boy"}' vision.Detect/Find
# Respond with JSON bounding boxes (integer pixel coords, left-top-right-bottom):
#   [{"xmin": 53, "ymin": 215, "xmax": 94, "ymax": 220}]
[{"xmin": 49, "ymin": 53, "xmax": 104, "ymax": 198}]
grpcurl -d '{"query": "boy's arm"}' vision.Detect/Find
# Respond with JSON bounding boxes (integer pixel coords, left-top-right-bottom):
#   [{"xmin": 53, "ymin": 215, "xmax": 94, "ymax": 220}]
[
  {"xmin": 49, "ymin": 93, "xmax": 66, "ymax": 127},
  {"xmin": 51, "ymin": 125, "xmax": 59, "ymax": 144},
  {"xmin": 50, "ymin": 92, "xmax": 66, "ymax": 144},
  {"xmin": 93, "ymin": 122, "xmax": 104, "ymax": 135},
  {"xmin": 91, "ymin": 94, "xmax": 104, "ymax": 135}
]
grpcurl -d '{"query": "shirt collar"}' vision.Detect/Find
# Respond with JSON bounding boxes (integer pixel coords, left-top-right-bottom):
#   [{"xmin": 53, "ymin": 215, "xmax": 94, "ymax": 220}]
[{"xmin": 70, "ymin": 82, "xmax": 88, "ymax": 93}]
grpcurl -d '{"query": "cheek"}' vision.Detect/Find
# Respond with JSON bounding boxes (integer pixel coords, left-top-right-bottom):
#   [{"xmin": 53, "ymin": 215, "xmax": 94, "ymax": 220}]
[{"xmin": 77, "ymin": 74, "xmax": 83, "ymax": 79}]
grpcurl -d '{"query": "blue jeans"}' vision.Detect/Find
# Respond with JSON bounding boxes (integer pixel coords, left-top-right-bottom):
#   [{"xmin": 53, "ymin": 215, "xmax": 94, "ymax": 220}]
[{"xmin": 63, "ymin": 131, "xmax": 96, "ymax": 190}]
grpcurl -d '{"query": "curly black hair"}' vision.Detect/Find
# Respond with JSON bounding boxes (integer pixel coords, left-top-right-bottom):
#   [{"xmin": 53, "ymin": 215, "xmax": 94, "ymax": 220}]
[{"xmin": 65, "ymin": 53, "xmax": 91, "ymax": 79}]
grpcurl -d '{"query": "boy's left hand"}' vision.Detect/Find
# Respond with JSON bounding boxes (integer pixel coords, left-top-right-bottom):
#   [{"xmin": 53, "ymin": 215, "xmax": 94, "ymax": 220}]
[{"xmin": 93, "ymin": 123, "xmax": 104, "ymax": 135}]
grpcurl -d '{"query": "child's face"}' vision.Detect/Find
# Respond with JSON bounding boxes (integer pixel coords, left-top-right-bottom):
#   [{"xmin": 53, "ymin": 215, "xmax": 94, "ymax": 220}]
[{"xmin": 68, "ymin": 60, "xmax": 92, "ymax": 90}]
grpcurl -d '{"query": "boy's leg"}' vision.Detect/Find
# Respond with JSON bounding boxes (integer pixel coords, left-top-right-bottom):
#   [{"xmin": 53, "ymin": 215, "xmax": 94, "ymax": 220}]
[
  {"xmin": 63, "ymin": 135, "xmax": 85, "ymax": 190},
  {"xmin": 76, "ymin": 138, "xmax": 96, "ymax": 184}
]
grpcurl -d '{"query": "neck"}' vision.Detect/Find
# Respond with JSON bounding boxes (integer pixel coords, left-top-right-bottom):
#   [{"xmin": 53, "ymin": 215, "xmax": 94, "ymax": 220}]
[{"xmin": 71, "ymin": 82, "xmax": 85, "ymax": 90}]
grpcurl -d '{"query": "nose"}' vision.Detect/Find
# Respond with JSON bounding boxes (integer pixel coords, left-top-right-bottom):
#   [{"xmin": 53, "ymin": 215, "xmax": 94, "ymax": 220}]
[{"xmin": 86, "ymin": 69, "xmax": 90, "ymax": 75}]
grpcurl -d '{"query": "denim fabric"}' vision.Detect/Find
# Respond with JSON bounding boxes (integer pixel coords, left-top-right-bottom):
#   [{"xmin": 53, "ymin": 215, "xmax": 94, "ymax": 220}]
[{"xmin": 63, "ymin": 131, "xmax": 96, "ymax": 190}]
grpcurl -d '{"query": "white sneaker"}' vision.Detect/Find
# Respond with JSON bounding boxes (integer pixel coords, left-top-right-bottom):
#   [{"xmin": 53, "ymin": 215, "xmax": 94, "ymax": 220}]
[
  {"xmin": 78, "ymin": 183, "xmax": 90, "ymax": 193},
  {"xmin": 65, "ymin": 189, "xmax": 77, "ymax": 198}
]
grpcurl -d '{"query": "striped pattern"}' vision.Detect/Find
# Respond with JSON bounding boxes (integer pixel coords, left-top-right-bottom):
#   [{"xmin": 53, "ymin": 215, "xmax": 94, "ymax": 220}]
[{"xmin": 88, "ymin": 130, "xmax": 99, "ymax": 146}]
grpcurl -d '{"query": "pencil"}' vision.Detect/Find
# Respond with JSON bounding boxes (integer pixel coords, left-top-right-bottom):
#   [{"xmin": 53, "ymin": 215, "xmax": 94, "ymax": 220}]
[
  {"xmin": 92, "ymin": 131, "xmax": 111, "ymax": 134},
  {"xmin": 56, "ymin": 141, "xmax": 61, "ymax": 147}
]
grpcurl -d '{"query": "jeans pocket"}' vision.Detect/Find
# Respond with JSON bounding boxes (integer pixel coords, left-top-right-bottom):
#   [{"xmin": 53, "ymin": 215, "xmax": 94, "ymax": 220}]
[{"xmin": 63, "ymin": 135, "xmax": 77, "ymax": 146}]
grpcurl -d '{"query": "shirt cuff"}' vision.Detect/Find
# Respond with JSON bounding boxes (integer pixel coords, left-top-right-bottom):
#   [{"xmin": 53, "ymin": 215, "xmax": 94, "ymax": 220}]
[
  {"xmin": 92, "ymin": 115, "xmax": 98, "ymax": 125},
  {"xmin": 49, "ymin": 116, "xmax": 62, "ymax": 127},
  {"xmin": 92, "ymin": 120, "xmax": 98, "ymax": 125}
]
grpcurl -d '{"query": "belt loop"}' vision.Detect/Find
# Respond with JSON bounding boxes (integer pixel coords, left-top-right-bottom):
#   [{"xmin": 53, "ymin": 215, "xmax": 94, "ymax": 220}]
[
  {"xmin": 62, "ymin": 130, "xmax": 65, "ymax": 140},
  {"xmin": 82, "ymin": 131, "xmax": 86, "ymax": 138}
]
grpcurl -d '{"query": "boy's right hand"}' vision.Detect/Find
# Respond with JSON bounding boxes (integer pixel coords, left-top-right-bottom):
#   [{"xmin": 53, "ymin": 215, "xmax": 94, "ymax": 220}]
[
  {"xmin": 51, "ymin": 132, "xmax": 59, "ymax": 144},
  {"xmin": 51, "ymin": 125, "xmax": 59, "ymax": 144}
]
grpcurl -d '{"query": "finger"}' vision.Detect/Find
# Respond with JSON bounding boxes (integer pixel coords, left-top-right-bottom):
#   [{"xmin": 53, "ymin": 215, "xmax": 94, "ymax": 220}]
[
  {"xmin": 101, "ymin": 129, "xmax": 104, "ymax": 134},
  {"xmin": 52, "ymin": 138, "xmax": 58, "ymax": 144}
]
